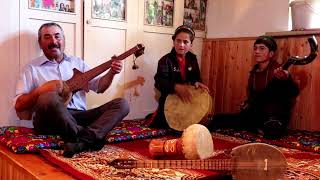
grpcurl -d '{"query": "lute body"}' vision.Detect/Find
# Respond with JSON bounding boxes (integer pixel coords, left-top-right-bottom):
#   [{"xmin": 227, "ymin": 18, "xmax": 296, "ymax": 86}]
[{"xmin": 109, "ymin": 143, "xmax": 287, "ymax": 180}]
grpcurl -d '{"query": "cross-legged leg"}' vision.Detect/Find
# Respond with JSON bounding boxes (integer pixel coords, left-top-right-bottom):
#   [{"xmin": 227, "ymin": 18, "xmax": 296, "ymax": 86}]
[
  {"xmin": 33, "ymin": 91, "xmax": 82, "ymax": 142},
  {"xmin": 63, "ymin": 98, "xmax": 129, "ymax": 157}
]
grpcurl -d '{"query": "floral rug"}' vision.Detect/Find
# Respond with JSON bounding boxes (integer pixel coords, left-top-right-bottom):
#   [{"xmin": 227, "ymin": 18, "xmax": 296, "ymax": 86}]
[{"xmin": 41, "ymin": 133, "xmax": 320, "ymax": 180}]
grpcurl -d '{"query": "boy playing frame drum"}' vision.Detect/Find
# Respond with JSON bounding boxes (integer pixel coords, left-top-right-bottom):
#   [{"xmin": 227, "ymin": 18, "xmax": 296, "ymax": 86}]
[{"xmin": 148, "ymin": 25, "xmax": 209, "ymax": 129}]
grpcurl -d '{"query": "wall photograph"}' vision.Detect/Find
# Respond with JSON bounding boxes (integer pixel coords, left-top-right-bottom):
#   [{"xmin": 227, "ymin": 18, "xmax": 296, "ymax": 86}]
[
  {"xmin": 183, "ymin": 0, "xmax": 206, "ymax": 31},
  {"xmin": 144, "ymin": 0, "xmax": 174, "ymax": 27}
]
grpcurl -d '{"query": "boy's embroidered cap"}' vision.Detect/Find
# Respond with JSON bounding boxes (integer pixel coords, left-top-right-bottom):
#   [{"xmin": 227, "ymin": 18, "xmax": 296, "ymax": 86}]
[
  {"xmin": 254, "ymin": 36, "xmax": 278, "ymax": 52},
  {"xmin": 172, "ymin": 25, "xmax": 195, "ymax": 42}
]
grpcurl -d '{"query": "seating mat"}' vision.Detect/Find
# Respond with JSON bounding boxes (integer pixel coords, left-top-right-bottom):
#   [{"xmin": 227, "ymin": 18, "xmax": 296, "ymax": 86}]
[{"xmin": 0, "ymin": 119, "xmax": 169, "ymax": 153}]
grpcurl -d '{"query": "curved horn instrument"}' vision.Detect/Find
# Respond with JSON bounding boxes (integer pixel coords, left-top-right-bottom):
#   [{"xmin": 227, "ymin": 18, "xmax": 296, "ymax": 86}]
[{"xmin": 282, "ymin": 36, "xmax": 318, "ymax": 70}]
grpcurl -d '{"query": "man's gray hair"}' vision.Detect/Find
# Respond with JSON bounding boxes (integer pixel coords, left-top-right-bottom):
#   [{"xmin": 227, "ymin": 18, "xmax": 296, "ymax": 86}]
[{"xmin": 38, "ymin": 22, "xmax": 65, "ymax": 41}]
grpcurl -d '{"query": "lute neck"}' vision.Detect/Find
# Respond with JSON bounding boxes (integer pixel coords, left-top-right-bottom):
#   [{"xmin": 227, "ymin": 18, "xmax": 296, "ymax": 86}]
[
  {"xmin": 134, "ymin": 159, "xmax": 232, "ymax": 171},
  {"xmin": 65, "ymin": 45, "xmax": 141, "ymax": 92}
]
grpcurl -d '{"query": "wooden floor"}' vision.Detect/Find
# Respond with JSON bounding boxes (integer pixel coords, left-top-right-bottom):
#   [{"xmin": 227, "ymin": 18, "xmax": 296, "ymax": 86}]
[{"xmin": 0, "ymin": 145, "xmax": 74, "ymax": 180}]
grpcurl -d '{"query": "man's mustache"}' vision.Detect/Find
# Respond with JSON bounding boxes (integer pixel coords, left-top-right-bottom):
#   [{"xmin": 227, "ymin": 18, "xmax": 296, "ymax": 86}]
[{"xmin": 48, "ymin": 44, "xmax": 60, "ymax": 49}]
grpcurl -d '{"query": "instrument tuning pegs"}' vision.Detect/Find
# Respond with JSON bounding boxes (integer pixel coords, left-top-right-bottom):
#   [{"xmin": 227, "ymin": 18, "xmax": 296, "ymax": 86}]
[
  {"xmin": 132, "ymin": 57, "xmax": 139, "ymax": 70},
  {"xmin": 132, "ymin": 63, "xmax": 139, "ymax": 70}
]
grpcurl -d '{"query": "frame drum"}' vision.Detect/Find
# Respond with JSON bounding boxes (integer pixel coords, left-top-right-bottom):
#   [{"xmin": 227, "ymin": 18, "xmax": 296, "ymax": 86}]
[{"xmin": 164, "ymin": 86, "xmax": 212, "ymax": 131}]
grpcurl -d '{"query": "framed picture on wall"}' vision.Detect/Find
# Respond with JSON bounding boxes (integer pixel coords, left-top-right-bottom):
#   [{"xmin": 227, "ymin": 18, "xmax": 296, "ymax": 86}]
[
  {"xmin": 183, "ymin": 0, "xmax": 206, "ymax": 31},
  {"xmin": 29, "ymin": 0, "xmax": 75, "ymax": 13},
  {"xmin": 144, "ymin": 0, "xmax": 174, "ymax": 27},
  {"xmin": 92, "ymin": 0, "xmax": 126, "ymax": 21}
]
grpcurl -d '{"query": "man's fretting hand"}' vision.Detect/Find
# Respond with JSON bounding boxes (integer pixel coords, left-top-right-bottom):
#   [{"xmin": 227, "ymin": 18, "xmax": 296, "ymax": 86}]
[{"xmin": 110, "ymin": 57, "xmax": 122, "ymax": 74}]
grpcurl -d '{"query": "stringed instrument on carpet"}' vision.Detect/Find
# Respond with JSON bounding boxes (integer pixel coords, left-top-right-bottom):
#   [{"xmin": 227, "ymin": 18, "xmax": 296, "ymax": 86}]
[
  {"xmin": 17, "ymin": 44, "xmax": 145, "ymax": 120},
  {"xmin": 109, "ymin": 143, "xmax": 287, "ymax": 180}
]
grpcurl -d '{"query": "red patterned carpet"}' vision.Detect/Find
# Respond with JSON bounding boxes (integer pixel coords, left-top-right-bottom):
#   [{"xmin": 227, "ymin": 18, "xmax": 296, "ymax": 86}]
[
  {"xmin": 1, "ymin": 119, "xmax": 319, "ymax": 179},
  {"xmin": 41, "ymin": 133, "xmax": 320, "ymax": 180}
]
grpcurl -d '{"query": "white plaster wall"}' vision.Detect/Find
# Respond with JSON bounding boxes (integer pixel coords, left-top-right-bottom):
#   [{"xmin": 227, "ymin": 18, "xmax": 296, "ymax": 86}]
[
  {"xmin": 206, "ymin": 0, "xmax": 290, "ymax": 38},
  {"xmin": 0, "ymin": 1, "xmax": 20, "ymax": 125}
]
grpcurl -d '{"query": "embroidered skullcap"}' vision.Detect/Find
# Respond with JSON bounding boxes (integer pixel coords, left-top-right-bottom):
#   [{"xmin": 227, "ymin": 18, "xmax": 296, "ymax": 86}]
[
  {"xmin": 254, "ymin": 36, "xmax": 278, "ymax": 52},
  {"xmin": 172, "ymin": 25, "xmax": 195, "ymax": 42}
]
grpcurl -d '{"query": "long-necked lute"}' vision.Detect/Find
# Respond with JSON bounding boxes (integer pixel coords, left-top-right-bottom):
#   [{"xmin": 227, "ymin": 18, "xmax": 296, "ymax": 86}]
[
  {"xmin": 60, "ymin": 44, "xmax": 145, "ymax": 102},
  {"xmin": 17, "ymin": 44, "xmax": 145, "ymax": 120},
  {"xmin": 109, "ymin": 143, "xmax": 287, "ymax": 180}
]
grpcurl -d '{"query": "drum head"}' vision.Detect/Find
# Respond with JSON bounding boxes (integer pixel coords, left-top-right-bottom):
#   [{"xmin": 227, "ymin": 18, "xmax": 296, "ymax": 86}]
[
  {"xmin": 164, "ymin": 86, "xmax": 212, "ymax": 131},
  {"xmin": 182, "ymin": 124, "xmax": 214, "ymax": 159}
]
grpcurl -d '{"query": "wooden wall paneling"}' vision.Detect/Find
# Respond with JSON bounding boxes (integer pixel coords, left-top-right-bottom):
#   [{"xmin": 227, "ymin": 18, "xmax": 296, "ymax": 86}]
[
  {"xmin": 274, "ymin": 38, "xmax": 289, "ymax": 65},
  {"xmin": 227, "ymin": 40, "xmax": 240, "ymax": 112},
  {"xmin": 211, "ymin": 39, "xmax": 256, "ymax": 113},
  {"xmin": 287, "ymin": 36, "xmax": 314, "ymax": 130},
  {"xmin": 210, "ymin": 41, "xmax": 220, "ymax": 114},
  {"xmin": 222, "ymin": 41, "xmax": 232, "ymax": 112},
  {"xmin": 287, "ymin": 37, "xmax": 311, "ymax": 129},
  {"xmin": 215, "ymin": 40, "xmax": 227, "ymax": 113},
  {"xmin": 229, "ymin": 41, "xmax": 242, "ymax": 112},
  {"xmin": 201, "ymin": 40, "xmax": 212, "ymax": 85},
  {"xmin": 236, "ymin": 40, "xmax": 255, "ymax": 112},
  {"xmin": 276, "ymin": 36, "xmax": 320, "ymax": 130},
  {"xmin": 310, "ymin": 36, "xmax": 320, "ymax": 130},
  {"xmin": 201, "ymin": 40, "xmax": 214, "ymax": 113},
  {"xmin": 304, "ymin": 36, "xmax": 320, "ymax": 130},
  {"xmin": 202, "ymin": 39, "xmax": 255, "ymax": 114},
  {"xmin": 231, "ymin": 41, "xmax": 242, "ymax": 112},
  {"xmin": 290, "ymin": 35, "xmax": 320, "ymax": 130}
]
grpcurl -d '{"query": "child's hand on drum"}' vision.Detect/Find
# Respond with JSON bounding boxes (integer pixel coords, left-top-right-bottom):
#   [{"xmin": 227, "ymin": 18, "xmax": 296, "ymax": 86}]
[
  {"xmin": 174, "ymin": 84, "xmax": 193, "ymax": 103},
  {"xmin": 195, "ymin": 82, "xmax": 209, "ymax": 92}
]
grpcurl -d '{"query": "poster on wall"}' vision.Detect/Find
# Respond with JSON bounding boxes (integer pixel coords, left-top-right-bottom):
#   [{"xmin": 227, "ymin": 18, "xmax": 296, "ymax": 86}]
[
  {"xmin": 183, "ymin": 0, "xmax": 206, "ymax": 31},
  {"xmin": 92, "ymin": 0, "xmax": 126, "ymax": 21},
  {"xmin": 144, "ymin": 0, "xmax": 174, "ymax": 27},
  {"xmin": 29, "ymin": 0, "xmax": 75, "ymax": 13}
]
